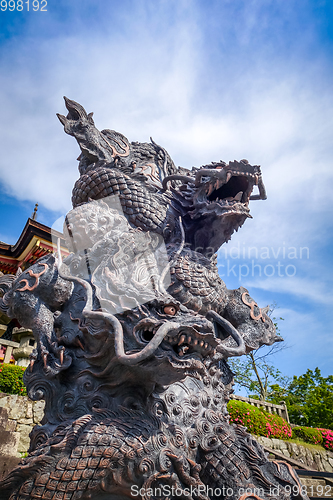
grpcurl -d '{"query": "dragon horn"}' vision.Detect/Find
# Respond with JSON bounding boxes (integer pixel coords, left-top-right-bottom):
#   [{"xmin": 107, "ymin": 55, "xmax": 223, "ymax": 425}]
[{"xmin": 87, "ymin": 112, "xmax": 95, "ymax": 125}]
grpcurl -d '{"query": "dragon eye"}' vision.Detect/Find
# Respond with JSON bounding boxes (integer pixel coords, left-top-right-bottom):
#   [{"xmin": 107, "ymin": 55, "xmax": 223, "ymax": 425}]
[{"xmin": 163, "ymin": 305, "xmax": 177, "ymax": 316}]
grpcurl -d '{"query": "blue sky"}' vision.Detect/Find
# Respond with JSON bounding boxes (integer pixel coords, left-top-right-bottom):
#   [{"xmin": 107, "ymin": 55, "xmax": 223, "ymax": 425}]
[{"xmin": 0, "ymin": 0, "xmax": 332, "ymax": 382}]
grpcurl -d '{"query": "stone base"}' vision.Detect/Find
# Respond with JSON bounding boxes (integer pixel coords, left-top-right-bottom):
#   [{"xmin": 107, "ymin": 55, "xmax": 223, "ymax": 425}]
[
  {"xmin": 0, "ymin": 406, "xmax": 21, "ymax": 480},
  {"xmin": 0, "ymin": 456, "xmax": 21, "ymax": 481},
  {"xmin": 256, "ymin": 435, "xmax": 333, "ymax": 473}
]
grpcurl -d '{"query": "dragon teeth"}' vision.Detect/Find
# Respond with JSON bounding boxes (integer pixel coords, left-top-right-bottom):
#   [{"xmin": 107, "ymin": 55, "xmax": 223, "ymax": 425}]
[
  {"xmin": 178, "ymin": 334, "xmax": 186, "ymax": 346},
  {"xmin": 234, "ymin": 191, "xmax": 243, "ymax": 202},
  {"xmin": 173, "ymin": 333, "xmax": 212, "ymax": 356}
]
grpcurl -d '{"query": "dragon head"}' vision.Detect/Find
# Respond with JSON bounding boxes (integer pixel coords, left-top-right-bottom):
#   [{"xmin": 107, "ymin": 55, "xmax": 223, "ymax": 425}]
[
  {"xmin": 58, "ymin": 98, "xmax": 177, "ymax": 185},
  {"xmin": 71, "ymin": 290, "xmax": 247, "ymax": 393},
  {"xmin": 165, "ymin": 160, "xmax": 266, "ymax": 256},
  {"xmin": 57, "ymin": 97, "xmax": 131, "ymax": 173},
  {"xmin": 117, "ymin": 299, "xmax": 218, "ymax": 384}
]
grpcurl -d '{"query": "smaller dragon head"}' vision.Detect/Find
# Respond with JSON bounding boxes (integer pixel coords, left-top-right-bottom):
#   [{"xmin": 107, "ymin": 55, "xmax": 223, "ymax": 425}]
[
  {"xmin": 223, "ymin": 287, "xmax": 283, "ymax": 352},
  {"xmin": 74, "ymin": 291, "xmax": 249, "ymax": 392},
  {"xmin": 57, "ymin": 97, "xmax": 131, "ymax": 173}
]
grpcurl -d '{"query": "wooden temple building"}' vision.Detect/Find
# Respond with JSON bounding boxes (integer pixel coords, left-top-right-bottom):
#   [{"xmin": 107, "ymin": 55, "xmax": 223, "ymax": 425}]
[
  {"xmin": 0, "ymin": 205, "xmax": 68, "ymax": 275},
  {"xmin": 0, "ymin": 205, "xmax": 69, "ymax": 365}
]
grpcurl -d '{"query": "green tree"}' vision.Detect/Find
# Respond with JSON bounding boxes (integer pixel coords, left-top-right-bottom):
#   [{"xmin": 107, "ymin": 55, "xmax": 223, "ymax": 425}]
[
  {"xmin": 229, "ymin": 348, "xmax": 290, "ymax": 401},
  {"xmin": 229, "ymin": 304, "xmax": 289, "ymax": 401},
  {"xmin": 269, "ymin": 368, "xmax": 333, "ymax": 430}
]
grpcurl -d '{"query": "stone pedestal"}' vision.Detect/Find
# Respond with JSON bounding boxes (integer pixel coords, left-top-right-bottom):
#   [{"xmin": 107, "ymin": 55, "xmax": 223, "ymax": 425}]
[{"xmin": 12, "ymin": 328, "xmax": 36, "ymax": 367}]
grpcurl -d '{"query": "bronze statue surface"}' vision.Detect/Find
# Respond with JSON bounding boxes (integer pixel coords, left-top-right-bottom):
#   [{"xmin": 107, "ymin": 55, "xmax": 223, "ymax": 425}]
[{"xmin": 0, "ymin": 98, "xmax": 306, "ymax": 500}]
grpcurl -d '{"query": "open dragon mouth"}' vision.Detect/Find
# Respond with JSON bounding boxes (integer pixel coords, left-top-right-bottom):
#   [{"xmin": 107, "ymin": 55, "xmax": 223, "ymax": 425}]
[
  {"xmin": 165, "ymin": 329, "xmax": 216, "ymax": 358},
  {"xmin": 207, "ymin": 175, "xmax": 250, "ymax": 204},
  {"xmin": 135, "ymin": 320, "xmax": 217, "ymax": 360},
  {"xmin": 165, "ymin": 160, "xmax": 266, "ymax": 218}
]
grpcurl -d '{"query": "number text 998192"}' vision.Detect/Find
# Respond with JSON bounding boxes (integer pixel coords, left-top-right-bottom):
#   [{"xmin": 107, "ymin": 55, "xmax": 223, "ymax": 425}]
[{"xmin": 1, "ymin": 1, "xmax": 47, "ymax": 11}]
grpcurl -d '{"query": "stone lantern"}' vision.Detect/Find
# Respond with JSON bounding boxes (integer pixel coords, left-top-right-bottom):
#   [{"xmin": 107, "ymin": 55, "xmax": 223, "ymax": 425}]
[{"xmin": 12, "ymin": 328, "xmax": 36, "ymax": 367}]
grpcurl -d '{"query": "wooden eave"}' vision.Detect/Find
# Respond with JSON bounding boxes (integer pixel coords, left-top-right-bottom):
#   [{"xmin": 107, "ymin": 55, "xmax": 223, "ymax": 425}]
[{"xmin": 0, "ymin": 218, "xmax": 69, "ymax": 274}]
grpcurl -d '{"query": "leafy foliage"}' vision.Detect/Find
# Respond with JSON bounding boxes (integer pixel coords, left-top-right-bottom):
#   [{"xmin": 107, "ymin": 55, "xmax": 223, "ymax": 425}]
[
  {"xmin": 229, "ymin": 352, "xmax": 290, "ymax": 402},
  {"xmin": 292, "ymin": 426, "xmax": 323, "ymax": 445},
  {"xmin": 0, "ymin": 363, "xmax": 27, "ymax": 396},
  {"xmin": 292, "ymin": 426, "xmax": 333, "ymax": 451},
  {"xmin": 227, "ymin": 400, "xmax": 333, "ymax": 452},
  {"xmin": 269, "ymin": 368, "xmax": 333, "ymax": 430},
  {"xmin": 229, "ymin": 305, "xmax": 289, "ymax": 401},
  {"xmin": 227, "ymin": 399, "xmax": 292, "ymax": 439}
]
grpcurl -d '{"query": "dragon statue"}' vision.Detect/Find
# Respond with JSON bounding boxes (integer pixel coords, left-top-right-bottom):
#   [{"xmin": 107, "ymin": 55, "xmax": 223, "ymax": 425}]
[{"xmin": 0, "ymin": 99, "xmax": 306, "ymax": 500}]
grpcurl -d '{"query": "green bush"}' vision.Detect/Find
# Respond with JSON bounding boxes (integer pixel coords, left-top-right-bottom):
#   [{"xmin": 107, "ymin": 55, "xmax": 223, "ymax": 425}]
[
  {"xmin": 292, "ymin": 426, "xmax": 323, "ymax": 445},
  {"xmin": 227, "ymin": 399, "xmax": 292, "ymax": 439},
  {"xmin": 0, "ymin": 363, "xmax": 27, "ymax": 396}
]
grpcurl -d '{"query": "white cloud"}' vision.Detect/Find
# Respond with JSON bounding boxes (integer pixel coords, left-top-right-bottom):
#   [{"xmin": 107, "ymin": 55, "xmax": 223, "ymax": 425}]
[
  {"xmin": 266, "ymin": 306, "xmax": 333, "ymax": 377},
  {"xmin": 0, "ymin": 2, "xmax": 332, "ymax": 226},
  {"xmin": 243, "ymin": 275, "xmax": 332, "ymax": 306}
]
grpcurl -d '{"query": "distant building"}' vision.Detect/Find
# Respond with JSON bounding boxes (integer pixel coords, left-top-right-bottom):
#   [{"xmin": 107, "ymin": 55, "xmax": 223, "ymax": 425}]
[
  {"xmin": 0, "ymin": 217, "xmax": 67, "ymax": 275},
  {"xmin": 0, "ymin": 211, "xmax": 68, "ymax": 364}
]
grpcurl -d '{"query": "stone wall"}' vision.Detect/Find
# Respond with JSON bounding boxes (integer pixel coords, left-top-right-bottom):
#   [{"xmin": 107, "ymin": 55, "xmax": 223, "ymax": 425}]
[
  {"xmin": 0, "ymin": 393, "xmax": 45, "ymax": 454},
  {"xmin": 256, "ymin": 435, "xmax": 333, "ymax": 473},
  {"xmin": 0, "ymin": 407, "xmax": 21, "ymax": 479}
]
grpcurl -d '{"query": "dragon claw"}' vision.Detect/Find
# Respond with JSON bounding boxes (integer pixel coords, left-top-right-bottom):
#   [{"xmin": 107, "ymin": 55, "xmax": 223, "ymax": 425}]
[
  {"xmin": 42, "ymin": 351, "xmax": 49, "ymax": 368},
  {"xmin": 76, "ymin": 337, "xmax": 85, "ymax": 350},
  {"xmin": 59, "ymin": 348, "xmax": 64, "ymax": 365},
  {"xmin": 29, "ymin": 350, "xmax": 38, "ymax": 372}
]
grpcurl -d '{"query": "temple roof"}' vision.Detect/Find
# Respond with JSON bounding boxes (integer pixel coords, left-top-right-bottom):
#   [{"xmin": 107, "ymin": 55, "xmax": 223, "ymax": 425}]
[{"xmin": 0, "ymin": 218, "xmax": 69, "ymax": 274}]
